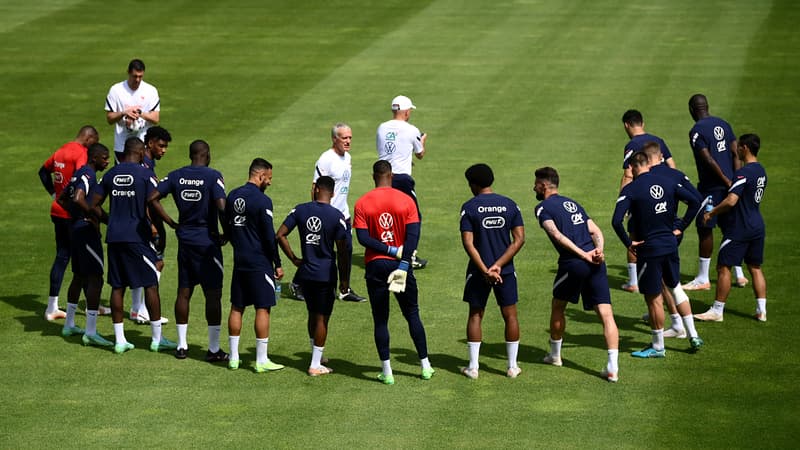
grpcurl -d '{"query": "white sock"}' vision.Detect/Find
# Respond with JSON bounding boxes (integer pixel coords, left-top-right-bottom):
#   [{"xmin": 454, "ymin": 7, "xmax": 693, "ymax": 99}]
[
  {"xmin": 712, "ymin": 300, "xmax": 726, "ymax": 314},
  {"xmin": 86, "ymin": 310, "xmax": 98, "ymax": 335},
  {"xmin": 177, "ymin": 324, "xmax": 188, "ymax": 350},
  {"xmin": 756, "ymin": 298, "xmax": 767, "ymax": 313},
  {"xmin": 607, "ymin": 349, "xmax": 619, "ymax": 373},
  {"xmin": 627, "ymin": 263, "xmax": 638, "ymax": 286},
  {"xmin": 151, "ymin": 320, "xmax": 163, "ymax": 344},
  {"xmin": 65, "ymin": 302, "xmax": 77, "ymax": 328},
  {"xmin": 229, "ymin": 335, "xmax": 240, "ymax": 361},
  {"xmin": 506, "ymin": 340, "xmax": 519, "ymax": 368},
  {"xmin": 467, "ymin": 341, "xmax": 481, "ymax": 369},
  {"xmin": 208, "ymin": 325, "xmax": 221, "ymax": 353},
  {"xmin": 420, "ymin": 357, "xmax": 432, "ymax": 370},
  {"xmin": 697, "ymin": 258, "xmax": 711, "ymax": 283},
  {"xmin": 381, "ymin": 359, "xmax": 393, "ymax": 376},
  {"xmin": 113, "ymin": 322, "xmax": 126, "ymax": 345},
  {"xmin": 550, "ymin": 338, "xmax": 563, "ymax": 358},
  {"xmin": 311, "ymin": 345, "xmax": 324, "ymax": 368},
  {"xmin": 652, "ymin": 329, "xmax": 665, "ymax": 351},
  {"xmin": 256, "ymin": 338, "xmax": 269, "ymax": 365},
  {"xmin": 131, "ymin": 288, "xmax": 144, "ymax": 313},
  {"xmin": 156, "ymin": 270, "xmax": 162, "ymax": 283},
  {"xmin": 669, "ymin": 313, "xmax": 683, "ymax": 331},
  {"xmin": 734, "ymin": 266, "xmax": 745, "ymax": 280},
  {"xmin": 47, "ymin": 296, "xmax": 59, "ymax": 313},
  {"xmin": 682, "ymin": 315, "xmax": 699, "ymax": 338}
]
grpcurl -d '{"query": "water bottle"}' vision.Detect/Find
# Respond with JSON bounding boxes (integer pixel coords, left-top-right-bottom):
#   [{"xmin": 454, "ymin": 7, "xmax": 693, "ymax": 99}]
[
  {"xmin": 704, "ymin": 195, "xmax": 713, "ymax": 213},
  {"xmin": 275, "ymin": 282, "xmax": 282, "ymax": 299}
]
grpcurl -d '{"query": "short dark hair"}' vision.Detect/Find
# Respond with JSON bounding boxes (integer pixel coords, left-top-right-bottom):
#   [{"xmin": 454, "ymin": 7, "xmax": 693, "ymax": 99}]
[
  {"xmin": 534, "ymin": 166, "xmax": 559, "ymax": 187},
  {"xmin": 145, "ymin": 126, "xmax": 171, "ymax": 145},
  {"xmin": 315, "ymin": 176, "xmax": 335, "ymax": 193},
  {"xmin": 77, "ymin": 125, "xmax": 98, "ymax": 139},
  {"xmin": 739, "ymin": 133, "xmax": 760, "ymax": 156},
  {"xmin": 464, "ymin": 163, "xmax": 494, "ymax": 188},
  {"xmin": 88, "ymin": 143, "xmax": 109, "ymax": 159},
  {"xmin": 249, "ymin": 158, "xmax": 272, "ymax": 176},
  {"xmin": 622, "ymin": 109, "xmax": 643, "ymax": 126},
  {"xmin": 689, "ymin": 93, "xmax": 708, "ymax": 110},
  {"xmin": 189, "ymin": 139, "xmax": 209, "ymax": 158},
  {"xmin": 128, "ymin": 59, "xmax": 146, "ymax": 72},
  {"xmin": 373, "ymin": 159, "xmax": 392, "ymax": 176},
  {"xmin": 629, "ymin": 151, "xmax": 649, "ymax": 168},
  {"xmin": 123, "ymin": 137, "xmax": 144, "ymax": 156}
]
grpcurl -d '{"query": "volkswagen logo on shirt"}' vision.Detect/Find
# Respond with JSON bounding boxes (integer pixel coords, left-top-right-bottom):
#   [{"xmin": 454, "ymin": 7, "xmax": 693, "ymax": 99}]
[
  {"xmin": 713, "ymin": 126, "xmax": 725, "ymax": 141},
  {"xmin": 562, "ymin": 201, "xmax": 578, "ymax": 213},
  {"xmin": 306, "ymin": 216, "xmax": 322, "ymax": 232},
  {"xmin": 649, "ymin": 185, "xmax": 664, "ymax": 200},
  {"xmin": 113, "ymin": 174, "xmax": 134, "ymax": 186},
  {"xmin": 379, "ymin": 212, "xmax": 394, "ymax": 229},
  {"xmin": 233, "ymin": 198, "xmax": 246, "ymax": 214}
]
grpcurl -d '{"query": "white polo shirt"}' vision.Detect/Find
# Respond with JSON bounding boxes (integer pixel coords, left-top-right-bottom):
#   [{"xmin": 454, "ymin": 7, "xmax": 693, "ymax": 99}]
[
  {"xmin": 105, "ymin": 79, "xmax": 160, "ymax": 151},
  {"xmin": 375, "ymin": 119, "xmax": 423, "ymax": 175}
]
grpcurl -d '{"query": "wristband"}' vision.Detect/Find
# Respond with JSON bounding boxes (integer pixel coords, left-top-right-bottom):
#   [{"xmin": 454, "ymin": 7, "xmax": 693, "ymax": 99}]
[{"xmin": 397, "ymin": 261, "xmax": 409, "ymax": 272}]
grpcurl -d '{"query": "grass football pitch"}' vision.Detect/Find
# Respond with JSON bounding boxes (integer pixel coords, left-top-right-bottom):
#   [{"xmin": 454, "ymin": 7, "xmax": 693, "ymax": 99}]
[{"xmin": 1, "ymin": 0, "xmax": 798, "ymax": 448}]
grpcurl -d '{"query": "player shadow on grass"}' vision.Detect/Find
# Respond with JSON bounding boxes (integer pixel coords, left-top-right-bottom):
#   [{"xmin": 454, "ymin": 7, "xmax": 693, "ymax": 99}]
[
  {"xmin": 272, "ymin": 350, "xmax": 376, "ymax": 381},
  {"xmin": 1, "ymin": 293, "xmax": 63, "ymax": 336}
]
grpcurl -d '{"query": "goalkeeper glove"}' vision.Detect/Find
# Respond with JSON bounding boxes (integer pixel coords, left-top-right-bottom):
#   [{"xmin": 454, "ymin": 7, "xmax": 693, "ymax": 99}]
[
  {"xmin": 387, "ymin": 261, "xmax": 409, "ymax": 293},
  {"xmin": 387, "ymin": 245, "xmax": 403, "ymax": 260}
]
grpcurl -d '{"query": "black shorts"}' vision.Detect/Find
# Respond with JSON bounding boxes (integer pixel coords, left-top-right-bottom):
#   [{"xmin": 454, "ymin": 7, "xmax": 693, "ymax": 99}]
[
  {"xmin": 300, "ymin": 280, "xmax": 336, "ymax": 316},
  {"xmin": 230, "ymin": 270, "xmax": 276, "ymax": 309},
  {"xmin": 177, "ymin": 243, "xmax": 223, "ymax": 289}
]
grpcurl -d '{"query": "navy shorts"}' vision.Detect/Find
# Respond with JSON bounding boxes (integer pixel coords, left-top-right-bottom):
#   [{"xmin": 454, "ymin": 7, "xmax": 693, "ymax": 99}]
[
  {"xmin": 177, "ymin": 243, "xmax": 223, "ymax": 289},
  {"xmin": 70, "ymin": 222, "xmax": 104, "ymax": 276},
  {"xmin": 637, "ymin": 251, "xmax": 681, "ymax": 295},
  {"xmin": 462, "ymin": 271, "xmax": 518, "ymax": 308},
  {"xmin": 365, "ymin": 258, "xmax": 418, "ymax": 309},
  {"xmin": 391, "ymin": 174, "xmax": 421, "ymax": 219},
  {"xmin": 107, "ymin": 242, "xmax": 159, "ymax": 289},
  {"xmin": 552, "ymin": 259, "xmax": 611, "ymax": 310},
  {"xmin": 718, "ymin": 235, "xmax": 764, "ymax": 267},
  {"xmin": 695, "ymin": 188, "xmax": 727, "ymax": 229},
  {"xmin": 300, "ymin": 280, "xmax": 336, "ymax": 316},
  {"xmin": 231, "ymin": 270, "xmax": 276, "ymax": 309}
]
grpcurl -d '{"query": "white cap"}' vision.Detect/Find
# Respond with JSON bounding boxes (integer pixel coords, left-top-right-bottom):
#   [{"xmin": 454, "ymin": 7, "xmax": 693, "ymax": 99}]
[{"xmin": 391, "ymin": 95, "xmax": 416, "ymax": 111}]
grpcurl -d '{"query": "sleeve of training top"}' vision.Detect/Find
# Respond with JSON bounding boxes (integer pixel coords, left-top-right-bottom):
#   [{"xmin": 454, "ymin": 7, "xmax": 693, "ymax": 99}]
[
  {"xmin": 612, "ymin": 192, "xmax": 632, "ymax": 248},
  {"xmin": 676, "ymin": 182, "xmax": 703, "ymax": 231}
]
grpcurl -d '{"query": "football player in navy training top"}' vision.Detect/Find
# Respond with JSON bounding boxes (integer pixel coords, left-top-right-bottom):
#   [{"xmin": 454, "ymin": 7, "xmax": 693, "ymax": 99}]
[
  {"xmin": 90, "ymin": 137, "xmax": 177, "ymax": 354},
  {"xmin": 129, "ymin": 126, "xmax": 172, "ymax": 325},
  {"xmin": 683, "ymin": 94, "xmax": 748, "ymax": 290},
  {"xmin": 458, "ymin": 164, "xmax": 525, "ymax": 379},
  {"xmin": 225, "ymin": 158, "xmax": 285, "ymax": 373},
  {"xmin": 148, "ymin": 139, "xmax": 229, "ymax": 362},
  {"xmin": 612, "ymin": 151, "xmax": 704, "ymax": 358},
  {"xmin": 641, "ymin": 142, "xmax": 704, "ymax": 340},
  {"xmin": 276, "ymin": 176, "xmax": 350, "ymax": 376},
  {"xmin": 534, "ymin": 167, "xmax": 620, "ymax": 382},
  {"xmin": 619, "ymin": 109, "xmax": 676, "ymax": 293},
  {"xmin": 59, "ymin": 143, "xmax": 113, "ymax": 346},
  {"xmin": 695, "ymin": 133, "xmax": 768, "ymax": 323}
]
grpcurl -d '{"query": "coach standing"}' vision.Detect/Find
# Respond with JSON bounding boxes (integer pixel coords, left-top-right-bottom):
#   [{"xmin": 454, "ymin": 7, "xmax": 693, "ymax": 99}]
[
  {"xmin": 105, "ymin": 59, "xmax": 160, "ymax": 162},
  {"xmin": 376, "ymin": 95, "xmax": 428, "ymax": 269}
]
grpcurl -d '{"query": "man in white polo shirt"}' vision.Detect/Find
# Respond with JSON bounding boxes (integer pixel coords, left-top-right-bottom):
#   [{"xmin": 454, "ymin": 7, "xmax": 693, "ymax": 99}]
[
  {"xmin": 104, "ymin": 59, "xmax": 161, "ymax": 161},
  {"xmin": 376, "ymin": 95, "xmax": 429, "ymax": 269},
  {"xmin": 290, "ymin": 123, "xmax": 366, "ymax": 302}
]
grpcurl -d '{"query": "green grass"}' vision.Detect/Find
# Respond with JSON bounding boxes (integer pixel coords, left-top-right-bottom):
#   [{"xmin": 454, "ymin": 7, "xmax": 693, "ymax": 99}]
[{"xmin": 1, "ymin": 0, "xmax": 798, "ymax": 448}]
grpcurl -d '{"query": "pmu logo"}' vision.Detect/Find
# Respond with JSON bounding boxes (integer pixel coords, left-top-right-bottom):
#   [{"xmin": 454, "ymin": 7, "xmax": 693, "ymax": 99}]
[
  {"xmin": 482, "ymin": 216, "xmax": 505, "ymax": 229},
  {"xmin": 562, "ymin": 201, "xmax": 578, "ymax": 213},
  {"xmin": 306, "ymin": 216, "xmax": 322, "ymax": 233},
  {"xmin": 113, "ymin": 174, "xmax": 134, "ymax": 186},
  {"xmin": 649, "ymin": 185, "xmax": 664, "ymax": 200},
  {"xmin": 233, "ymin": 198, "xmax": 246, "ymax": 214},
  {"xmin": 180, "ymin": 190, "xmax": 202, "ymax": 202},
  {"xmin": 379, "ymin": 212, "xmax": 393, "ymax": 229}
]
